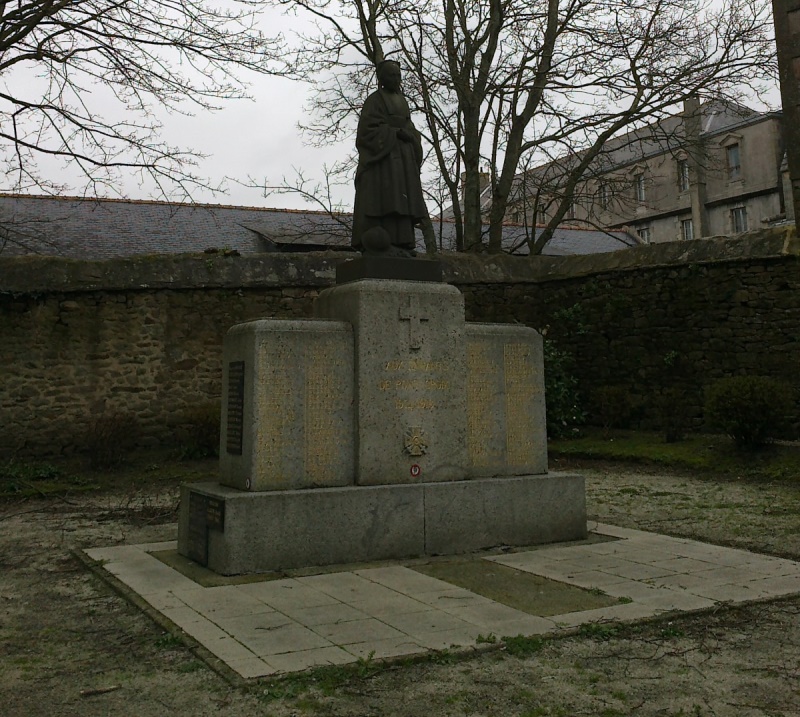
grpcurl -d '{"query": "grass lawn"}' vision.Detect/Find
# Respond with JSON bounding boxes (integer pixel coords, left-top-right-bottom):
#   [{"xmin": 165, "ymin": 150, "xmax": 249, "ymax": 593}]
[{"xmin": 550, "ymin": 428, "xmax": 800, "ymax": 482}]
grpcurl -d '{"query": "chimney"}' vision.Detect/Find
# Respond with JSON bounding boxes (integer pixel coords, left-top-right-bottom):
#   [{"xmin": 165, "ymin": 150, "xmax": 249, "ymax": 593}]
[{"xmin": 683, "ymin": 97, "xmax": 710, "ymax": 238}]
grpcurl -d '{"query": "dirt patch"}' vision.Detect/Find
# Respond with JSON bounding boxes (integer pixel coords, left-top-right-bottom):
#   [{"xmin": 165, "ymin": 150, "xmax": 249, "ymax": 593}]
[{"xmin": 1, "ymin": 464, "xmax": 799, "ymax": 716}]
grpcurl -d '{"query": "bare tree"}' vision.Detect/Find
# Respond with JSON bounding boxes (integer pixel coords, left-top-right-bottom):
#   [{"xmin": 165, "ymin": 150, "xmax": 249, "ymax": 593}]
[
  {"xmin": 0, "ymin": 0, "xmax": 283, "ymax": 202},
  {"xmin": 265, "ymin": 0, "xmax": 776, "ymax": 253}
]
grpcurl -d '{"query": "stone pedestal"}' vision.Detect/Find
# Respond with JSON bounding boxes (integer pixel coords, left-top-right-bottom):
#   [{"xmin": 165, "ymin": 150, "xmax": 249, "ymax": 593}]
[
  {"xmin": 178, "ymin": 259, "xmax": 586, "ymax": 575},
  {"xmin": 315, "ymin": 279, "xmax": 467, "ymax": 485},
  {"xmin": 218, "ymin": 320, "xmax": 354, "ymax": 491}
]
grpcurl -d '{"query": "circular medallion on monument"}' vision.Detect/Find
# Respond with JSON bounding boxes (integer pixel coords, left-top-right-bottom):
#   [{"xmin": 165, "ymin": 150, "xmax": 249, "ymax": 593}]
[{"xmin": 404, "ymin": 426, "xmax": 428, "ymax": 456}]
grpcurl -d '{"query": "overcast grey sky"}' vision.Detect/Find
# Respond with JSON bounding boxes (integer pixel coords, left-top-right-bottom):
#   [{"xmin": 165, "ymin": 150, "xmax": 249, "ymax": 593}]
[{"xmin": 21, "ymin": 4, "xmax": 779, "ymax": 213}]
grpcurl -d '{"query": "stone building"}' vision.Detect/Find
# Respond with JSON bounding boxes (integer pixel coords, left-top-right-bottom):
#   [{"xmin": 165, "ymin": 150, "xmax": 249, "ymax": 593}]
[{"xmin": 501, "ymin": 100, "xmax": 787, "ymax": 244}]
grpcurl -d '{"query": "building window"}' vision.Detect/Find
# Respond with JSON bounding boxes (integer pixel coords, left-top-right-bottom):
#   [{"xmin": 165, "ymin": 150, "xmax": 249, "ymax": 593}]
[
  {"xmin": 638, "ymin": 225, "xmax": 651, "ymax": 243},
  {"xmin": 727, "ymin": 144, "xmax": 741, "ymax": 180},
  {"xmin": 599, "ymin": 183, "xmax": 610, "ymax": 209},
  {"xmin": 536, "ymin": 207, "xmax": 547, "ymax": 225},
  {"xmin": 678, "ymin": 159, "xmax": 690, "ymax": 192},
  {"xmin": 731, "ymin": 206, "xmax": 748, "ymax": 233},
  {"xmin": 680, "ymin": 218, "xmax": 694, "ymax": 241},
  {"xmin": 634, "ymin": 173, "xmax": 646, "ymax": 202}
]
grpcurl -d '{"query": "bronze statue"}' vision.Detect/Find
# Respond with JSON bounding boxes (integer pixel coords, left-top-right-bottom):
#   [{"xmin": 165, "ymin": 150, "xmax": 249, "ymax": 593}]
[{"xmin": 352, "ymin": 60, "xmax": 427, "ymax": 257}]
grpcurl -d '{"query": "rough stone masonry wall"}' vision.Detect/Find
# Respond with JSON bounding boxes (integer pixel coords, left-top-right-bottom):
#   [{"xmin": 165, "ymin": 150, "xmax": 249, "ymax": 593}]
[
  {"xmin": 2, "ymin": 228, "xmax": 799, "ymax": 456},
  {"xmin": 455, "ymin": 228, "xmax": 800, "ymax": 434}
]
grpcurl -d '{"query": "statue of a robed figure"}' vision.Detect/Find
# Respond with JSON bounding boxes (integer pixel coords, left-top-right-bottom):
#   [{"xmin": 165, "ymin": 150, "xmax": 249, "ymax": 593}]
[{"xmin": 352, "ymin": 60, "xmax": 428, "ymax": 256}]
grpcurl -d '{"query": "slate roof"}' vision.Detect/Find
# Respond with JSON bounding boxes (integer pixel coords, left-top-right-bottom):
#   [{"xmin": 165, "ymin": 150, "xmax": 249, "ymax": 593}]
[{"xmin": 0, "ymin": 193, "xmax": 638, "ymax": 260}]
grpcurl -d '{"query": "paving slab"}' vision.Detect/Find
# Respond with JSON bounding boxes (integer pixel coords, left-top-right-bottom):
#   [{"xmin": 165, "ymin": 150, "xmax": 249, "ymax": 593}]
[{"xmin": 84, "ymin": 522, "xmax": 800, "ymax": 678}]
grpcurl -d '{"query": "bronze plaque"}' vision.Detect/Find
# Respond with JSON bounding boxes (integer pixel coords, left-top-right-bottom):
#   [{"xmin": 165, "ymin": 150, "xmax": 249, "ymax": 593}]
[
  {"xmin": 186, "ymin": 493, "xmax": 226, "ymax": 566},
  {"xmin": 226, "ymin": 361, "xmax": 245, "ymax": 455}
]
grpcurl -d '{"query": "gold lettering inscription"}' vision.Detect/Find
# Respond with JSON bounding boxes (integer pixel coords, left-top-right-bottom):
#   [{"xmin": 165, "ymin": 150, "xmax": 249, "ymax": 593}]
[
  {"xmin": 304, "ymin": 342, "xmax": 341, "ymax": 483},
  {"xmin": 467, "ymin": 343, "xmax": 495, "ymax": 467},
  {"xmin": 504, "ymin": 343, "xmax": 537, "ymax": 466},
  {"xmin": 395, "ymin": 398, "xmax": 436, "ymax": 410},
  {"xmin": 256, "ymin": 347, "xmax": 294, "ymax": 476},
  {"xmin": 384, "ymin": 359, "xmax": 446, "ymax": 373}
]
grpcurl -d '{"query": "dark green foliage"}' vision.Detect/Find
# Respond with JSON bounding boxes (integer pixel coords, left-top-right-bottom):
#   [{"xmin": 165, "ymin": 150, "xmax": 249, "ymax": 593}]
[
  {"xmin": 657, "ymin": 387, "xmax": 690, "ymax": 443},
  {"xmin": 175, "ymin": 402, "xmax": 221, "ymax": 459},
  {"xmin": 704, "ymin": 376, "xmax": 794, "ymax": 448},
  {"xmin": 543, "ymin": 340, "xmax": 585, "ymax": 437},
  {"xmin": 592, "ymin": 386, "xmax": 633, "ymax": 430},
  {"xmin": 85, "ymin": 410, "xmax": 140, "ymax": 469}
]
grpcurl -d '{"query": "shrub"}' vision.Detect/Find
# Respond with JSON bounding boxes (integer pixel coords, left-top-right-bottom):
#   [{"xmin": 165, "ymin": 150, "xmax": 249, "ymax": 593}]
[
  {"xmin": 592, "ymin": 386, "xmax": 633, "ymax": 430},
  {"xmin": 175, "ymin": 402, "xmax": 221, "ymax": 459},
  {"xmin": 657, "ymin": 387, "xmax": 690, "ymax": 443},
  {"xmin": 544, "ymin": 340, "xmax": 586, "ymax": 438},
  {"xmin": 704, "ymin": 376, "xmax": 793, "ymax": 448},
  {"xmin": 85, "ymin": 410, "xmax": 140, "ymax": 469}
]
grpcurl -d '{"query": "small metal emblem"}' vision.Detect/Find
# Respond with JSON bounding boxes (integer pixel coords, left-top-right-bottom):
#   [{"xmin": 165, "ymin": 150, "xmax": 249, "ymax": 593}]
[{"xmin": 404, "ymin": 426, "xmax": 428, "ymax": 456}]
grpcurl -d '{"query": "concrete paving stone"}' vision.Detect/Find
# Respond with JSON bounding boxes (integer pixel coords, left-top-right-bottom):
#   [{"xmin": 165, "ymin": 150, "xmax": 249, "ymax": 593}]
[
  {"xmin": 601, "ymin": 580, "xmax": 670, "ymax": 601},
  {"xmin": 281, "ymin": 602, "xmax": 370, "ymax": 627},
  {"xmin": 297, "ymin": 573, "xmax": 403, "ymax": 604},
  {"xmin": 552, "ymin": 602, "xmax": 659, "ymax": 628},
  {"xmin": 412, "ymin": 588, "xmax": 493, "ymax": 611},
  {"xmin": 622, "ymin": 550, "xmax": 696, "ymax": 566},
  {"xmin": 174, "ymin": 615, "xmax": 231, "ymax": 645},
  {"xmin": 688, "ymin": 582, "xmax": 767, "ymax": 602},
  {"xmin": 602, "ymin": 559, "xmax": 677, "ymax": 581},
  {"xmin": 312, "ymin": 617, "xmax": 406, "ymax": 645},
  {"xmin": 649, "ymin": 572, "xmax": 721, "ymax": 592},
  {"xmin": 633, "ymin": 590, "xmax": 717, "ymax": 611},
  {"xmin": 210, "ymin": 610, "xmax": 294, "ymax": 635},
  {"xmin": 531, "ymin": 547, "xmax": 589, "ymax": 561},
  {"xmin": 745, "ymin": 558, "xmax": 800, "ymax": 577},
  {"xmin": 172, "ymin": 585, "xmax": 276, "ymax": 619},
  {"xmin": 266, "ymin": 646, "xmax": 354, "ymax": 673},
  {"xmin": 574, "ymin": 541, "xmax": 625, "ymax": 555},
  {"xmin": 138, "ymin": 541, "xmax": 178, "ymax": 552},
  {"xmin": 745, "ymin": 574, "xmax": 800, "ymax": 597},
  {"xmin": 235, "ymin": 622, "xmax": 333, "ymax": 656},
  {"xmin": 142, "ymin": 591, "xmax": 186, "ymax": 611},
  {"xmin": 556, "ymin": 569, "xmax": 631, "ymax": 589},
  {"xmin": 85, "ymin": 545, "xmax": 148, "ymax": 562},
  {"xmin": 413, "ymin": 628, "xmax": 483, "ymax": 651},
  {"xmin": 379, "ymin": 609, "xmax": 476, "ymax": 637},
  {"xmin": 669, "ymin": 544, "xmax": 748, "ymax": 561},
  {"xmin": 160, "ymin": 605, "xmax": 206, "ymax": 629},
  {"xmin": 498, "ymin": 559, "xmax": 591, "ymax": 580},
  {"xmin": 228, "ymin": 657, "xmax": 277, "ymax": 678},
  {"xmin": 556, "ymin": 555, "xmax": 650, "ymax": 572},
  {"xmin": 648, "ymin": 557, "xmax": 722, "ymax": 573},
  {"xmin": 354, "ymin": 566, "xmax": 454, "ymax": 594},
  {"xmin": 193, "ymin": 635, "xmax": 259, "ymax": 663},
  {"xmin": 593, "ymin": 524, "xmax": 651, "ymax": 539},
  {"xmin": 690, "ymin": 565, "xmax": 764, "ymax": 584},
  {"xmin": 348, "ymin": 592, "xmax": 431, "ymax": 617},
  {"xmin": 545, "ymin": 544, "xmax": 612, "ymax": 559},
  {"xmin": 343, "ymin": 636, "xmax": 426, "ymax": 660},
  {"xmin": 484, "ymin": 553, "xmax": 552, "ymax": 571},
  {"xmin": 238, "ymin": 578, "xmax": 339, "ymax": 610},
  {"xmin": 105, "ymin": 561, "xmax": 197, "ymax": 595},
  {"xmin": 443, "ymin": 601, "xmax": 531, "ymax": 628},
  {"xmin": 486, "ymin": 615, "xmax": 558, "ymax": 638}
]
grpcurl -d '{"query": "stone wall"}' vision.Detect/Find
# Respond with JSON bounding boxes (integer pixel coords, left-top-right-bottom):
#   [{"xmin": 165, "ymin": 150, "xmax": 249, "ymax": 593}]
[{"xmin": 2, "ymin": 228, "xmax": 799, "ymax": 455}]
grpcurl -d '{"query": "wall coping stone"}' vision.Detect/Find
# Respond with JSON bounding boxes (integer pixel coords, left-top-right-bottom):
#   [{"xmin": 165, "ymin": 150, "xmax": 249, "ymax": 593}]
[{"xmin": 1, "ymin": 227, "xmax": 796, "ymax": 295}]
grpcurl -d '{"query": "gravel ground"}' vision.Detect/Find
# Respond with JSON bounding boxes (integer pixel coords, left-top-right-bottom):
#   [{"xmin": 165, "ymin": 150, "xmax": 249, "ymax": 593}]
[{"xmin": 1, "ymin": 463, "xmax": 799, "ymax": 717}]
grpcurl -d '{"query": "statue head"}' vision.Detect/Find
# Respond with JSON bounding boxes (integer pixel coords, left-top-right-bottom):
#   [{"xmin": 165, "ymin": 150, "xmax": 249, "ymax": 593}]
[{"xmin": 377, "ymin": 60, "xmax": 402, "ymax": 93}]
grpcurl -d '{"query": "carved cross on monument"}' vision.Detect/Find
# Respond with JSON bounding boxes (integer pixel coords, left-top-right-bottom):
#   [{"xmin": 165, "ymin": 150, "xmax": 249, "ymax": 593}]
[{"xmin": 399, "ymin": 295, "xmax": 429, "ymax": 351}]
